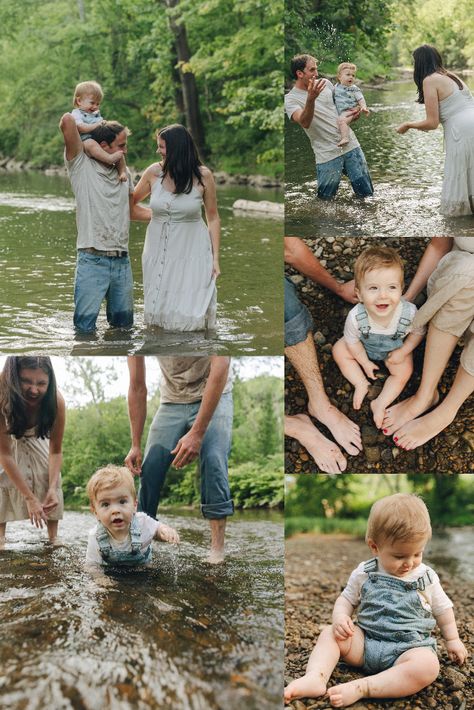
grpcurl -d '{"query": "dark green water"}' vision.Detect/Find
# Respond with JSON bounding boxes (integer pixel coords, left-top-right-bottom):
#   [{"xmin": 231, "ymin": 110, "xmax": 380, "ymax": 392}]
[
  {"xmin": 285, "ymin": 79, "xmax": 474, "ymax": 238},
  {"xmin": 0, "ymin": 172, "xmax": 283, "ymax": 355},
  {"xmin": 0, "ymin": 509, "xmax": 284, "ymax": 709}
]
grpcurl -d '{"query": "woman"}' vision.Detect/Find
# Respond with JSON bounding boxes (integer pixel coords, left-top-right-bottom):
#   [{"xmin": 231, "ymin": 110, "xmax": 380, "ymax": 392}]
[
  {"xmin": 397, "ymin": 45, "xmax": 474, "ymax": 216},
  {"xmin": 133, "ymin": 124, "xmax": 220, "ymax": 331},
  {"xmin": 382, "ymin": 237, "xmax": 474, "ymax": 449},
  {"xmin": 0, "ymin": 357, "xmax": 65, "ymax": 546}
]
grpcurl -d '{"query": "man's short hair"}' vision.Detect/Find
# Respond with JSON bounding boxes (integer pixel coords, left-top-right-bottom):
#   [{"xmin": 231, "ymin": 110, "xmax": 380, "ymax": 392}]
[
  {"xmin": 354, "ymin": 246, "xmax": 404, "ymax": 289},
  {"xmin": 290, "ymin": 54, "xmax": 317, "ymax": 80},
  {"xmin": 73, "ymin": 81, "xmax": 104, "ymax": 106},
  {"xmin": 337, "ymin": 62, "xmax": 357, "ymax": 79},
  {"xmin": 366, "ymin": 494, "xmax": 432, "ymax": 545},
  {"xmin": 86, "ymin": 465, "xmax": 136, "ymax": 507},
  {"xmin": 91, "ymin": 121, "xmax": 131, "ymax": 146}
]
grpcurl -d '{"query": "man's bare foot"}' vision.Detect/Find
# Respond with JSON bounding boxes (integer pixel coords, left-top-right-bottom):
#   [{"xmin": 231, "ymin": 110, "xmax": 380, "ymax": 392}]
[
  {"xmin": 338, "ymin": 138, "xmax": 349, "ymax": 147},
  {"xmin": 118, "ymin": 172, "xmax": 128, "ymax": 182},
  {"xmin": 382, "ymin": 391, "xmax": 439, "ymax": 435},
  {"xmin": 207, "ymin": 548, "xmax": 225, "ymax": 564},
  {"xmin": 353, "ymin": 381, "xmax": 369, "ymax": 410},
  {"xmin": 370, "ymin": 396, "xmax": 388, "ymax": 429},
  {"xmin": 284, "ymin": 673, "xmax": 326, "ymax": 703},
  {"xmin": 327, "ymin": 678, "xmax": 368, "ymax": 707},
  {"xmin": 393, "ymin": 405, "xmax": 455, "ymax": 450},
  {"xmin": 307, "ymin": 405, "xmax": 362, "ymax": 457},
  {"xmin": 287, "ymin": 413, "xmax": 348, "ymax": 473}
]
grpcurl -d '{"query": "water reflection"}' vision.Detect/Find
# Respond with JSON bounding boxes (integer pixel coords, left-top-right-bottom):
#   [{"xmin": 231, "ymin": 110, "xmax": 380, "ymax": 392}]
[
  {"xmin": 0, "ymin": 173, "xmax": 283, "ymax": 355},
  {"xmin": 0, "ymin": 510, "xmax": 284, "ymax": 709},
  {"xmin": 285, "ymin": 79, "xmax": 474, "ymax": 238}
]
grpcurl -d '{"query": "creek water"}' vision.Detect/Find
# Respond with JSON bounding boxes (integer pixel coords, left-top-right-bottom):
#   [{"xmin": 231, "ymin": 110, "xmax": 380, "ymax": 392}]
[
  {"xmin": 0, "ymin": 509, "xmax": 283, "ymax": 709},
  {"xmin": 0, "ymin": 173, "xmax": 283, "ymax": 355},
  {"xmin": 285, "ymin": 78, "xmax": 474, "ymax": 238},
  {"xmin": 426, "ymin": 527, "xmax": 474, "ymax": 581}
]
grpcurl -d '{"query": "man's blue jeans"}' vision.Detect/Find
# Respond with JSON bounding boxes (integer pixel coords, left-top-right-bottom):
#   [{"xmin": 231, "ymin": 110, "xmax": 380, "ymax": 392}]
[
  {"xmin": 139, "ymin": 393, "xmax": 234, "ymax": 520},
  {"xmin": 316, "ymin": 146, "xmax": 373, "ymax": 200},
  {"xmin": 285, "ymin": 277, "xmax": 313, "ymax": 347},
  {"xmin": 74, "ymin": 251, "xmax": 134, "ymax": 332}
]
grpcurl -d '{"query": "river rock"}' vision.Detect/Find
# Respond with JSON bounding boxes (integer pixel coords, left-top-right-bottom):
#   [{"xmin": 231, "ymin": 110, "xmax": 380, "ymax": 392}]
[
  {"xmin": 364, "ymin": 446, "xmax": 381, "ymax": 463},
  {"xmin": 361, "ymin": 424, "xmax": 378, "ymax": 445},
  {"xmin": 444, "ymin": 667, "xmax": 466, "ymax": 690}
]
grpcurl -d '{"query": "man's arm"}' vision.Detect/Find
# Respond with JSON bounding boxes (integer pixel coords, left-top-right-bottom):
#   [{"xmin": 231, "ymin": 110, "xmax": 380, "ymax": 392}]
[
  {"xmin": 171, "ymin": 356, "xmax": 230, "ymax": 469},
  {"xmin": 124, "ymin": 356, "xmax": 148, "ymax": 475},
  {"xmin": 285, "ymin": 237, "xmax": 358, "ymax": 303},
  {"xmin": 59, "ymin": 113, "xmax": 83, "ymax": 161},
  {"xmin": 129, "ymin": 195, "xmax": 152, "ymax": 222}
]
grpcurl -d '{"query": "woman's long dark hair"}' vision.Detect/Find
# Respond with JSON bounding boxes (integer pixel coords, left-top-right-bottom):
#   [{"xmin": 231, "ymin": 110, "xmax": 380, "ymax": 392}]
[
  {"xmin": 413, "ymin": 44, "xmax": 463, "ymax": 104},
  {"xmin": 158, "ymin": 124, "xmax": 203, "ymax": 195},
  {"xmin": 0, "ymin": 357, "xmax": 57, "ymax": 439}
]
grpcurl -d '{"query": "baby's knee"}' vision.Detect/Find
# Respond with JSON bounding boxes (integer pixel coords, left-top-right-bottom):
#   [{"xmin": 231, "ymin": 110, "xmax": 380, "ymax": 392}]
[
  {"xmin": 332, "ymin": 337, "xmax": 348, "ymax": 361},
  {"xmin": 421, "ymin": 654, "xmax": 440, "ymax": 684}
]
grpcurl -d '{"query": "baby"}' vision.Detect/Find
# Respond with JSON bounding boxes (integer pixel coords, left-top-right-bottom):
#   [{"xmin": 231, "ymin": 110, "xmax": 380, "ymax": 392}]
[
  {"xmin": 71, "ymin": 80, "xmax": 127, "ymax": 181},
  {"xmin": 332, "ymin": 246, "xmax": 425, "ymax": 428},
  {"xmin": 285, "ymin": 493, "xmax": 467, "ymax": 708},
  {"xmin": 85, "ymin": 465, "xmax": 179, "ymax": 575},
  {"xmin": 334, "ymin": 62, "xmax": 369, "ymax": 147}
]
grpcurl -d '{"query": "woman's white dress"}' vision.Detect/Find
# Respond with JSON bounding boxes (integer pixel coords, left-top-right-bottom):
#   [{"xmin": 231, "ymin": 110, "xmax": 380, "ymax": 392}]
[
  {"xmin": 0, "ymin": 427, "xmax": 63, "ymax": 522},
  {"xmin": 439, "ymin": 87, "xmax": 474, "ymax": 216},
  {"xmin": 142, "ymin": 174, "xmax": 217, "ymax": 331}
]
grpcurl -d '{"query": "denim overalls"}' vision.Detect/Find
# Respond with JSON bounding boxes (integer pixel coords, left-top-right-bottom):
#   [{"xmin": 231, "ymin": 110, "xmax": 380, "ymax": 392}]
[
  {"xmin": 357, "ymin": 558, "xmax": 437, "ymax": 674},
  {"xmin": 96, "ymin": 514, "xmax": 152, "ymax": 567},
  {"xmin": 356, "ymin": 300, "xmax": 413, "ymax": 361}
]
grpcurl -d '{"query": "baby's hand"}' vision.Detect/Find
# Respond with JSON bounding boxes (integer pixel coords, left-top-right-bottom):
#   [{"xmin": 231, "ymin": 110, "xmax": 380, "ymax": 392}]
[
  {"xmin": 332, "ymin": 614, "xmax": 355, "ymax": 640},
  {"xmin": 386, "ymin": 348, "xmax": 407, "ymax": 366},
  {"xmin": 362, "ymin": 361, "xmax": 379, "ymax": 380},
  {"xmin": 362, "ymin": 108, "xmax": 370, "ymax": 116},
  {"xmin": 156, "ymin": 522, "xmax": 180, "ymax": 544},
  {"xmin": 446, "ymin": 638, "xmax": 468, "ymax": 665}
]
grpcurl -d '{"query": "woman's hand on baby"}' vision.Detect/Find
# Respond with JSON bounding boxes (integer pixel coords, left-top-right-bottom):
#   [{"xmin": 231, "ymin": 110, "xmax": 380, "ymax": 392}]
[
  {"xmin": 332, "ymin": 615, "xmax": 355, "ymax": 640},
  {"xmin": 156, "ymin": 522, "xmax": 180, "ymax": 544},
  {"xmin": 386, "ymin": 348, "xmax": 407, "ymax": 366},
  {"xmin": 446, "ymin": 638, "xmax": 468, "ymax": 665},
  {"xmin": 362, "ymin": 362, "xmax": 379, "ymax": 380}
]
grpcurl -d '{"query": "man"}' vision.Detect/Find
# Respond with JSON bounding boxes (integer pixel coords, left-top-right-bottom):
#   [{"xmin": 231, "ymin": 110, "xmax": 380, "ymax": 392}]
[
  {"xmin": 285, "ymin": 54, "xmax": 373, "ymax": 200},
  {"xmin": 285, "ymin": 236, "xmax": 362, "ymax": 473},
  {"xmin": 125, "ymin": 356, "xmax": 233, "ymax": 564},
  {"xmin": 59, "ymin": 114, "xmax": 151, "ymax": 332}
]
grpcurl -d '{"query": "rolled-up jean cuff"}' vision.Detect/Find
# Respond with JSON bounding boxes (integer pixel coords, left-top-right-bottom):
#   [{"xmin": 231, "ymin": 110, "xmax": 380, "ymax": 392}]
[
  {"xmin": 201, "ymin": 499, "xmax": 234, "ymax": 519},
  {"xmin": 285, "ymin": 278, "xmax": 313, "ymax": 346}
]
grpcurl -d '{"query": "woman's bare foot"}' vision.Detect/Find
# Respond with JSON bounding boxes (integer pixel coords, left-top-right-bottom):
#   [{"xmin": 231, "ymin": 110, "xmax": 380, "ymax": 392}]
[
  {"xmin": 0, "ymin": 537, "xmax": 5, "ymax": 551},
  {"xmin": 307, "ymin": 404, "xmax": 362, "ymax": 457},
  {"xmin": 206, "ymin": 548, "xmax": 225, "ymax": 564},
  {"xmin": 287, "ymin": 413, "xmax": 348, "ymax": 473},
  {"xmin": 327, "ymin": 678, "xmax": 368, "ymax": 707},
  {"xmin": 370, "ymin": 396, "xmax": 387, "ymax": 429},
  {"xmin": 393, "ymin": 405, "xmax": 455, "ymax": 450},
  {"xmin": 382, "ymin": 391, "xmax": 439, "ymax": 435},
  {"xmin": 352, "ymin": 380, "xmax": 369, "ymax": 410},
  {"xmin": 284, "ymin": 673, "xmax": 327, "ymax": 703}
]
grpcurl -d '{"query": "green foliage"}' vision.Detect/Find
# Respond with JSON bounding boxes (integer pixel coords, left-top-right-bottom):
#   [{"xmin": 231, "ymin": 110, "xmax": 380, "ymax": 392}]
[
  {"xmin": 0, "ymin": 0, "xmax": 282, "ymax": 175},
  {"xmin": 285, "ymin": 516, "xmax": 367, "ymax": 538}
]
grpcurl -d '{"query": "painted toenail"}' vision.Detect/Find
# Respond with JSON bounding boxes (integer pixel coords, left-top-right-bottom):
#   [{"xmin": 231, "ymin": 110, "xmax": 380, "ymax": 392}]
[
  {"xmin": 383, "ymin": 428, "xmax": 387, "ymax": 433},
  {"xmin": 394, "ymin": 436, "xmax": 398, "ymax": 441}
]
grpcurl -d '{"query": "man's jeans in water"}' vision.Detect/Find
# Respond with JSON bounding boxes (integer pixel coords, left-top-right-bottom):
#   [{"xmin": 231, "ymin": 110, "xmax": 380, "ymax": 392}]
[
  {"xmin": 74, "ymin": 251, "xmax": 134, "ymax": 332},
  {"xmin": 316, "ymin": 146, "xmax": 373, "ymax": 200},
  {"xmin": 139, "ymin": 393, "xmax": 234, "ymax": 520}
]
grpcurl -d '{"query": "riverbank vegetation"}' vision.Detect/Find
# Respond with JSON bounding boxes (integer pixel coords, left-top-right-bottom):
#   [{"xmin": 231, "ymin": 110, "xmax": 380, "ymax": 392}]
[
  {"xmin": 286, "ymin": 473, "xmax": 474, "ymax": 537},
  {"xmin": 0, "ymin": 0, "xmax": 282, "ymax": 176},
  {"xmin": 286, "ymin": 0, "xmax": 474, "ymax": 82},
  {"xmin": 61, "ymin": 368, "xmax": 283, "ymax": 510}
]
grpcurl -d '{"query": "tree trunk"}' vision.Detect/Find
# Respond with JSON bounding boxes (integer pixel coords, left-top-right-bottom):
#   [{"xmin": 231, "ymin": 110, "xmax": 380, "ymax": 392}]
[{"xmin": 163, "ymin": 0, "xmax": 207, "ymax": 158}]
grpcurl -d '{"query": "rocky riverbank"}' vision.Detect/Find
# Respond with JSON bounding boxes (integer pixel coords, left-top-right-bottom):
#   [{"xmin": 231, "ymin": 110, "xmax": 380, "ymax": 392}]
[
  {"xmin": 285, "ymin": 237, "xmax": 474, "ymax": 474},
  {"xmin": 285, "ymin": 534, "xmax": 473, "ymax": 710}
]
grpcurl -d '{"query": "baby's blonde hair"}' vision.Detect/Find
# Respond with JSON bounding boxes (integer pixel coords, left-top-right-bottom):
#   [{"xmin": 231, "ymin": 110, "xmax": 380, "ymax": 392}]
[
  {"xmin": 354, "ymin": 246, "xmax": 404, "ymax": 290},
  {"xmin": 73, "ymin": 80, "xmax": 104, "ymax": 107},
  {"xmin": 86, "ymin": 465, "xmax": 136, "ymax": 507},
  {"xmin": 366, "ymin": 493, "xmax": 432, "ymax": 545},
  {"xmin": 337, "ymin": 62, "xmax": 357, "ymax": 79}
]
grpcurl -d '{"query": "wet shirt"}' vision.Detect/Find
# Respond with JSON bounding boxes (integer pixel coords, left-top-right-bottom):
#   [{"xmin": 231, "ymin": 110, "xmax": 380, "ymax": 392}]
[
  {"xmin": 65, "ymin": 149, "xmax": 133, "ymax": 251},
  {"xmin": 284, "ymin": 82, "xmax": 359, "ymax": 164},
  {"xmin": 86, "ymin": 511, "xmax": 159, "ymax": 566},
  {"xmin": 343, "ymin": 300, "xmax": 424, "ymax": 345},
  {"xmin": 157, "ymin": 357, "xmax": 233, "ymax": 404},
  {"xmin": 341, "ymin": 559, "xmax": 453, "ymax": 616}
]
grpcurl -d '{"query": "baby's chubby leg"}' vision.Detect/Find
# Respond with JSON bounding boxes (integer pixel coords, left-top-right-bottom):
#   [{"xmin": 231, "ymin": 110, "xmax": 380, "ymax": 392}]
[
  {"xmin": 328, "ymin": 646, "xmax": 439, "ymax": 708},
  {"xmin": 370, "ymin": 352, "xmax": 413, "ymax": 429},
  {"xmin": 284, "ymin": 624, "xmax": 365, "ymax": 703},
  {"xmin": 337, "ymin": 113, "xmax": 352, "ymax": 147},
  {"xmin": 332, "ymin": 338, "xmax": 372, "ymax": 411},
  {"xmin": 82, "ymin": 137, "xmax": 124, "ymax": 168}
]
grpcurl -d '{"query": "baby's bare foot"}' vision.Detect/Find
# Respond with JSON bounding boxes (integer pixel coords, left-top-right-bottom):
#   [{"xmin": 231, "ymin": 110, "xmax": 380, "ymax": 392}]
[
  {"xmin": 307, "ymin": 405, "xmax": 361, "ymax": 457},
  {"xmin": 328, "ymin": 678, "xmax": 368, "ymax": 707},
  {"xmin": 382, "ymin": 391, "xmax": 439, "ymax": 435},
  {"xmin": 353, "ymin": 381, "xmax": 369, "ymax": 410},
  {"xmin": 118, "ymin": 172, "xmax": 128, "ymax": 182},
  {"xmin": 284, "ymin": 673, "xmax": 326, "ymax": 703},
  {"xmin": 370, "ymin": 397, "xmax": 387, "ymax": 429}
]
